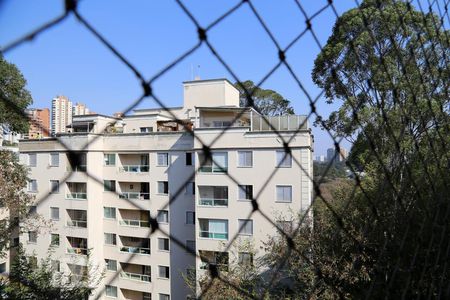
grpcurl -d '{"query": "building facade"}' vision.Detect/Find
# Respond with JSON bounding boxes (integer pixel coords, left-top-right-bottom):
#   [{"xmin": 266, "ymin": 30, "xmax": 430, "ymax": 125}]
[
  {"xmin": 26, "ymin": 108, "xmax": 51, "ymax": 139},
  {"xmin": 74, "ymin": 102, "xmax": 91, "ymax": 116},
  {"xmin": 18, "ymin": 79, "xmax": 313, "ymax": 300},
  {"xmin": 51, "ymin": 95, "xmax": 73, "ymax": 136}
]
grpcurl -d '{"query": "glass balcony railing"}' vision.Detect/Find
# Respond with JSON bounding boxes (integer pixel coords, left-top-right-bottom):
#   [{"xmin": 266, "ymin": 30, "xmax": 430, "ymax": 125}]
[
  {"xmin": 199, "ymin": 231, "xmax": 228, "ymax": 240},
  {"xmin": 66, "ymin": 165, "xmax": 87, "ymax": 172},
  {"xmin": 198, "ymin": 198, "xmax": 228, "ymax": 207},
  {"xmin": 66, "ymin": 220, "xmax": 87, "ymax": 228},
  {"xmin": 66, "ymin": 193, "xmax": 87, "ymax": 200},
  {"xmin": 120, "ymin": 271, "xmax": 151, "ymax": 282},
  {"xmin": 119, "ymin": 192, "xmax": 150, "ymax": 200},
  {"xmin": 67, "ymin": 247, "xmax": 88, "ymax": 255},
  {"xmin": 119, "ymin": 165, "xmax": 149, "ymax": 173},
  {"xmin": 120, "ymin": 246, "xmax": 150, "ymax": 255},
  {"xmin": 119, "ymin": 219, "xmax": 150, "ymax": 228},
  {"xmin": 199, "ymin": 166, "xmax": 227, "ymax": 173}
]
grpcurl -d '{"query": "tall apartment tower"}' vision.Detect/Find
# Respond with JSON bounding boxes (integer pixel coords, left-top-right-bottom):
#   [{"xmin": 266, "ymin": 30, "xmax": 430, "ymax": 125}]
[
  {"xmin": 73, "ymin": 102, "xmax": 91, "ymax": 116},
  {"xmin": 51, "ymin": 95, "xmax": 73, "ymax": 136},
  {"xmin": 19, "ymin": 79, "xmax": 313, "ymax": 300},
  {"xmin": 26, "ymin": 108, "xmax": 50, "ymax": 139}
]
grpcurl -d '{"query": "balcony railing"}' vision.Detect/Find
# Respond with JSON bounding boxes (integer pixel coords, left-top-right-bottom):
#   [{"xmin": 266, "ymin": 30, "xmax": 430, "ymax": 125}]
[
  {"xmin": 119, "ymin": 219, "xmax": 150, "ymax": 228},
  {"xmin": 199, "ymin": 166, "xmax": 227, "ymax": 173},
  {"xmin": 66, "ymin": 165, "xmax": 87, "ymax": 172},
  {"xmin": 66, "ymin": 193, "xmax": 87, "ymax": 200},
  {"xmin": 120, "ymin": 271, "xmax": 151, "ymax": 282},
  {"xmin": 199, "ymin": 231, "xmax": 228, "ymax": 240},
  {"xmin": 119, "ymin": 165, "xmax": 149, "ymax": 173},
  {"xmin": 120, "ymin": 246, "xmax": 150, "ymax": 255},
  {"xmin": 198, "ymin": 198, "xmax": 228, "ymax": 207},
  {"xmin": 200, "ymin": 262, "xmax": 229, "ymax": 271},
  {"xmin": 119, "ymin": 192, "xmax": 150, "ymax": 200},
  {"xmin": 67, "ymin": 220, "xmax": 87, "ymax": 228},
  {"xmin": 67, "ymin": 247, "xmax": 88, "ymax": 255}
]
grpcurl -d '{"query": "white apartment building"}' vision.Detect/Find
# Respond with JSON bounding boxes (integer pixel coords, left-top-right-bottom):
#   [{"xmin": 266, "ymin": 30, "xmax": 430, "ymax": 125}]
[
  {"xmin": 52, "ymin": 95, "xmax": 73, "ymax": 136},
  {"xmin": 18, "ymin": 79, "xmax": 313, "ymax": 300}
]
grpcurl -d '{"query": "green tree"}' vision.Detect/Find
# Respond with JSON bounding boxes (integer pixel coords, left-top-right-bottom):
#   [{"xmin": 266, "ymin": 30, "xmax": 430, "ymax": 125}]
[
  {"xmin": 234, "ymin": 80, "xmax": 294, "ymax": 116},
  {"xmin": 0, "ymin": 245, "xmax": 99, "ymax": 299},
  {"xmin": 0, "ymin": 55, "xmax": 33, "ymax": 134}
]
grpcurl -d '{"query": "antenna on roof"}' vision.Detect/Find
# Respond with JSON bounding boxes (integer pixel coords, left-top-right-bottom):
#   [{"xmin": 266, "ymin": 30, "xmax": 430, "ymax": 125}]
[
  {"xmin": 190, "ymin": 64, "xmax": 194, "ymax": 80},
  {"xmin": 194, "ymin": 65, "xmax": 201, "ymax": 80}
]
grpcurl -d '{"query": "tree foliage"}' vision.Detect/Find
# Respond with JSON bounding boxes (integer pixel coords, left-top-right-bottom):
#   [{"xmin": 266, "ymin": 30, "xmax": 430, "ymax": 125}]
[
  {"xmin": 0, "ymin": 55, "xmax": 33, "ymax": 133},
  {"xmin": 0, "ymin": 245, "xmax": 98, "ymax": 299},
  {"xmin": 234, "ymin": 80, "xmax": 294, "ymax": 116}
]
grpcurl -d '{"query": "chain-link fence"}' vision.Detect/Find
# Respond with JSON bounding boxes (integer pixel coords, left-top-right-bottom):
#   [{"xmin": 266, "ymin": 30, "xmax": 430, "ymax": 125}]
[{"xmin": 1, "ymin": 0, "xmax": 449, "ymax": 299}]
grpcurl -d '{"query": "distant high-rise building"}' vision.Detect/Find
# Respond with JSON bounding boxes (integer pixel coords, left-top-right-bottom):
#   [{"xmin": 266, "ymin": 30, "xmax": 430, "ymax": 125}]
[
  {"xmin": 26, "ymin": 108, "xmax": 50, "ymax": 139},
  {"xmin": 51, "ymin": 96, "xmax": 73, "ymax": 136},
  {"xmin": 327, "ymin": 147, "xmax": 348, "ymax": 163},
  {"xmin": 73, "ymin": 102, "xmax": 90, "ymax": 116}
]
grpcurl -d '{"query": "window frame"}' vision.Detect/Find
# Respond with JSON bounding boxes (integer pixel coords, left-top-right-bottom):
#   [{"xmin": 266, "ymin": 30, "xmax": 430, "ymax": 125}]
[
  {"xmin": 50, "ymin": 233, "xmax": 60, "ymax": 247},
  {"xmin": 158, "ymin": 265, "xmax": 170, "ymax": 279},
  {"xmin": 103, "ymin": 180, "xmax": 116, "ymax": 192},
  {"xmin": 238, "ymin": 185, "xmax": 253, "ymax": 201},
  {"xmin": 50, "ymin": 180, "xmax": 59, "ymax": 193},
  {"xmin": 237, "ymin": 151, "xmax": 253, "ymax": 168},
  {"xmin": 185, "ymin": 211, "xmax": 195, "ymax": 225},
  {"xmin": 28, "ymin": 179, "xmax": 38, "ymax": 193},
  {"xmin": 28, "ymin": 231, "xmax": 37, "ymax": 243},
  {"xmin": 104, "ymin": 233, "xmax": 117, "ymax": 246},
  {"xmin": 28, "ymin": 153, "xmax": 37, "ymax": 167},
  {"xmin": 104, "ymin": 153, "xmax": 116, "ymax": 166},
  {"xmin": 276, "ymin": 185, "xmax": 292, "ymax": 203},
  {"xmin": 50, "ymin": 207, "xmax": 60, "ymax": 220},
  {"xmin": 105, "ymin": 259, "xmax": 117, "ymax": 271},
  {"xmin": 158, "ymin": 238, "xmax": 170, "ymax": 251},
  {"xmin": 157, "ymin": 153, "xmax": 169, "ymax": 166},
  {"xmin": 276, "ymin": 150, "xmax": 292, "ymax": 168},
  {"xmin": 157, "ymin": 181, "xmax": 169, "ymax": 195},
  {"xmin": 103, "ymin": 207, "xmax": 116, "ymax": 219},
  {"xmin": 49, "ymin": 152, "xmax": 59, "ymax": 167},
  {"xmin": 105, "ymin": 285, "xmax": 118, "ymax": 298},
  {"xmin": 185, "ymin": 152, "xmax": 193, "ymax": 166},
  {"xmin": 157, "ymin": 210, "xmax": 169, "ymax": 223},
  {"xmin": 238, "ymin": 219, "xmax": 253, "ymax": 236}
]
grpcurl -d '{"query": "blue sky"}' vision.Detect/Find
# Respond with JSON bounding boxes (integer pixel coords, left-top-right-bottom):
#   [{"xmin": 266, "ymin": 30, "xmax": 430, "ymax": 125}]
[{"xmin": 0, "ymin": 0, "xmax": 361, "ymax": 156}]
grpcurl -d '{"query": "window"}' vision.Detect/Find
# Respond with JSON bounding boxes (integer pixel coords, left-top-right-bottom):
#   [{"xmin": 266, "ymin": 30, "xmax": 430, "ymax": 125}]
[
  {"xmin": 276, "ymin": 185, "xmax": 292, "ymax": 202},
  {"xmin": 157, "ymin": 153, "xmax": 169, "ymax": 166},
  {"xmin": 50, "ymin": 207, "xmax": 59, "ymax": 220},
  {"xmin": 104, "ymin": 233, "xmax": 117, "ymax": 245},
  {"xmin": 199, "ymin": 219, "xmax": 228, "ymax": 240},
  {"xmin": 105, "ymin": 285, "xmax": 117, "ymax": 298},
  {"xmin": 186, "ymin": 240, "xmax": 195, "ymax": 253},
  {"xmin": 28, "ymin": 180, "xmax": 37, "ymax": 192},
  {"xmin": 104, "ymin": 180, "xmax": 116, "ymax": 192},
  {"xmin": 157, "ymin": 210, "xmax": 169, "ymax": 223},
  {"xmin": 238, "ymin": 219, "xmax": 253, "ymax": 235},
  {"xmin": 200, "ymin": 152, "xmax": 228, "ymax": 173},
  {"xmin": 238, "ymin": 151, "xmax": 253, "ymax": 167},
  {"xmin": 186, "ymin": 211, "xmax": 195, "ymax": 225},
  {"xmin": 103, "ymin": 207, "xmax": 116, "ymax": 219},
  {"xmin": 104, "ymin": 153, "xmax": 116, "ymax": 166},
  {"xmin": 277, "ymin": 221, "xmax": 293, "ymax": 233},
  {"xmin": 28, "ymin": 231, "xmax": 37, "ymax": 243},
  {"xmin": 140, "ymin": 127, "xmax": 153, "ymax": 133},
  {"xmin": 158, "ymin": 238, "xmax": 170, "ymax": 251},
  {"xmin": 276, "ymin": 150, "xmax": 292, "ymax": 167},
  {"xmin": 50, "ymin": 180, "xmax": 59, "ymax": 193},
  {"xmin": 51, "ymin": 233, "xmax": 60, "ymax": 246},
  {"xmin": 50, "ymin": 153, "xmax": 59, "ymax": 167},
  {"xmin": 51, "ymin": 260, "xmax": 60, "ymax": 272},
  {"xmin": 238, "ymin": 252, "xmax": 253, "ymax": 266},
  {"xmin": 185, "ymin": 152, "xmax": 192, "ymax": 165},
  {"xmin": 238, "ymin": 185, "xmax": 253, "ymax": 200},
  {"xmin": 157, "ymin": 181, "xmax": 169, "ymax": 194},
  {"xmin": 185, "ymin": 182, "xmax": 195, "ymax": 195},
  {"xmin": 212, "ymin": 121, "xmax": 232, "ymax": 127},
  {"xmin": 158, "ymin": 266, "xmax": 170, "ymax": 279},
  {"xmin": 159, "ymin": 294, "xmax": 170, "ymax": 300},
  {"xmin": 105, "ymin": 259, "xmax": 117, "ymax": 271},
  {"xmin": 143, "ymin": 293, "xmax": 152, "ymax": 300},
  {"xmin": 29, "ymin": 206, "xmax": 37, "ymax": 214},
  {"xmin": 28, "ymin": 153, "xmax": 37, "ymax": 167}
]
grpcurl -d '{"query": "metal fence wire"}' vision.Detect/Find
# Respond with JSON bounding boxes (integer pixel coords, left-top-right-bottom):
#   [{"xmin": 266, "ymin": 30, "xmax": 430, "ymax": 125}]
[{"xmin": 1, "ymin": 0, "xmax": 449, "ymax": 299}]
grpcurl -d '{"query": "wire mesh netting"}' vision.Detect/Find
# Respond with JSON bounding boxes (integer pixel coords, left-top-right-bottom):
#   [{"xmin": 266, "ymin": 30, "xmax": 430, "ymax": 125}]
[{"xmin": 1, "ymin": 0, "xmax": 449, "ymax": 299}]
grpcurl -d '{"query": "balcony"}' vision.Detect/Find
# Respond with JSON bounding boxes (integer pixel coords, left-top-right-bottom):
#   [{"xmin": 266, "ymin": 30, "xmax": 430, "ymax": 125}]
[
  {"xmin": 119, "ymin": 236, "xmax": 150, "ymax": 255},
  {"xmin": 66, "ymin": 182, "xmax": 87, "ymax": 200},
  {"xmin": 198, "ymin": 152, "xmax": 228, "ymax": 173},
  {"xmin": 120, "ymin": 263, "xmax": 151, "ymax": 283},
  {"xmin": 120, "ymin": 165, "xmax": 149, "ymax": 173},
  {"xmin": 119, "ymin": 209, "xmax": 150, "ymax": 228},
  {"xmin": 198, "ymin": 186, "xmax": 228, "ymax": 207},
  {"xmin": 118, "ymin": 182, "xmax": 150, "ymax": 200},
  {"xmin": 118, "ymin": 154, "xmax": 149, "ymax": 173},
  {"xmin": 66, "ymin": 152, "xmax": 87, "ymax": 172},
  {"xmin": 66, "ymin": 209, "xmax": 87, "ymax": 228},
  {"xmin": 199, "ymin": 250, "xmax": 229, "ymax": 272},
  {"xmin": 199, "ymin": 219, "xmax": 228, "ymax": 240},
  {"xmin": 67, "ymin": 237, "xmax": 88, "ymax": 255}
]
